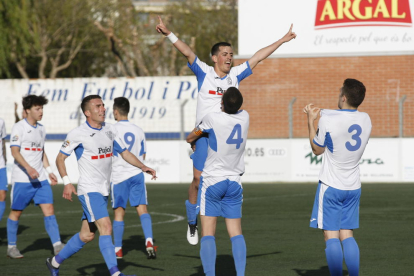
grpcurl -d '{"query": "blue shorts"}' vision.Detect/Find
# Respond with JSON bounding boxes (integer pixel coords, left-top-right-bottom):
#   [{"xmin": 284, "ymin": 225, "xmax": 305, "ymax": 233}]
[
  {"xmin": 191, "ymin": 136, "xmax": 209, "ymax": 171},
  {"xmin": 310, "ymin": 182, "xmax": 361, "ymax": 231},
  {"xmin": 11, "ymin": 180, "xmax": 53, "ymax": 210},
  {"xmin": 0, "ymin": 167, "xmax": 7, "ymax": 191},
  {"xmin": 79, "ymin": 193, "xmax": 109, "ymax": 223},
  {"xmin": 197, "ymin": 176, "xmax": 243, "ymax": 219},
  {"xmin": 111, "ymin": 173, "xmax": 147, "ymax": 209}
]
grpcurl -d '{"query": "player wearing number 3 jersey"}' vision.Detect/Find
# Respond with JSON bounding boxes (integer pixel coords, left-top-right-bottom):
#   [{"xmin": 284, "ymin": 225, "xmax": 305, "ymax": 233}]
[
  {"xmin": 304, "ymin": 79, "xmax": 372, "ymax": 276},
  {"xmin": 187, "ymin": 87, "xmax": 249, "ymax": 276}
]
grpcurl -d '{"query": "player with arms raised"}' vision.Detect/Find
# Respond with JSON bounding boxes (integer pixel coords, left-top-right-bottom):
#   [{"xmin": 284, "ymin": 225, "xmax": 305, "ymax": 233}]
[
  {"xmin": 187, "ymin": 87, "xmax": 249, "ymax": 276},
  {"xmin": 46, "ymin": 95, "xmax": 156, "ymax": 276},
  {"xmin": 156, "ymin": 15, "xmax": 296, "ymax": 245},
  {"xmin": 304, "ymin": 79, "xmax": 372, "ymax": 276}
]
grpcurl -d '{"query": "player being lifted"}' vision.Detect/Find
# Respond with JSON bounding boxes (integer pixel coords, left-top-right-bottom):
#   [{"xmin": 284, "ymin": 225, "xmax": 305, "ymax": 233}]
[
  {"xmin": 304, "ymin": 79, "xmax": 372, "ymax": 276},
  {"xmin": 7, "ymin": 95, "xmax": 64, "ymax": 259},
  {"xmin": 111, "ymin": 97, "xmax": 156, "ymax": 259},
  {"xmin": 156, "ymin": 15, "xmax": 296, "ymax": 245},
  {"xmin": 46, "ymin": 95, "xmax": 156, "ymax": 276},
  {"xmin": 187, "ymin": 87, "xmax": 249, "ymax": 276}
]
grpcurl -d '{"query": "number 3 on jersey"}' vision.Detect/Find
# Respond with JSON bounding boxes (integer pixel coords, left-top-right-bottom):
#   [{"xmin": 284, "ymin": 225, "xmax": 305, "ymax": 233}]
[
  {"xmin": 346, "ymin": 124, "xmax": 362, "ymax": 151},
  {"xmin": 124, "ymin": 132, "xmax": 135, "ymax": 151},
  {"xmin": 226, "ymin": 124, "xmax": 243, "ymax": 149}
]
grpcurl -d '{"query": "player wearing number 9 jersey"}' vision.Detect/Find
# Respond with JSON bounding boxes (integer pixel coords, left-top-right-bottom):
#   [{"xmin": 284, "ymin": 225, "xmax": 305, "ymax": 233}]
[
  {"xmin": 304, "ymin": 79, "xmax": 372, "ymax": 276},
  {"xmin": 111, "ymin": 97, "xmax": 157, "ymax": 260},
  {"xmin": 187, "ymin": 87, "xmax": 249, "ymax": 276}
]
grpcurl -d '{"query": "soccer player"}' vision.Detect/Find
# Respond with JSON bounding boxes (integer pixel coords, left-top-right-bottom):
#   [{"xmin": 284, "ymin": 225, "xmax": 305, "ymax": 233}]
[
  {"xmin": 111, "ymin": 97, "xmax": 156, "ymax": 259},
  {"xmin": 0, "ymin": 118, "xmax": 7, "ymax": 228},
  {"xmin": 46, "ymin": 95, "xmax": 156, "ymax": 276},
  {"xmin": 7, "ymin": 95, "xmax": 64, "ymax": 259},
  {"xmin": 303, "ymin": 79, "xmax": 372, "ymax": 276},
  {"xmin": 186, "ymin": 87, "xmax": 249, "ymax": 276},
  {"xmin": 156, "ymin": 15, "xmax": 296, "ymax": 245}
]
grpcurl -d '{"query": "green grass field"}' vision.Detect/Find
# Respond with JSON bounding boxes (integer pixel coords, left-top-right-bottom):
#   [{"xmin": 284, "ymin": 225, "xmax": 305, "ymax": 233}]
[{"xmin": 0, "ymin": 184, "xmax": 413, "ymax": 276}]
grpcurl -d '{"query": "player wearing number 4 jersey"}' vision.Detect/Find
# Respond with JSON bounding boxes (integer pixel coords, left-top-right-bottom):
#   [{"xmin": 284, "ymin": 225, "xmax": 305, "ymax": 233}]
[
  {"xmin": 304, "ymin": 79, "xmax": 372, "ymax": 276},
  {"xmin": 187, "ymin": 87, "xmax": 249, "ymax": 276},
  {"xmin": 111, "ymin": 97, "xmax": 156, "ymax": 260},
  {"xmin": 156, "ymin": 15, "xmax": 297, "ymax": 245},
  {"xmin": 46, "ymin": 95, "xmax": 156, "ymax": 276}
]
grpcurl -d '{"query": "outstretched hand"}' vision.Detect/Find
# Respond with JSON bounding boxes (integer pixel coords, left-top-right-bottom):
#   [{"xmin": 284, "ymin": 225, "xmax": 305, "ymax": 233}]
[
  {"xmin": 303, "ymin": 103, "xmax": 320, "ymax": 121},
  {"xmin": 156, "ymin": 15, "xmax": 171, "ymax": 36},
  {"xmin": 281, "ymin": 24, "xmax": 297, "ymax": 43}
]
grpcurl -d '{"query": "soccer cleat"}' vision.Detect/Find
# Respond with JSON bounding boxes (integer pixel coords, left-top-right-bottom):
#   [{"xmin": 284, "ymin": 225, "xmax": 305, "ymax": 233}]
[
  {"xmin": 7, "ymin": 247, "xmax": 24, "ymax": 259},
  {"xmin": 53, "ymin": 243, "xmax": 65, "ymax": 255},
  {"xmin": 146, "ymin": 241, "xmax": 157, "ymax": 259},
  {"xmin": 115, "ymin": 248, "xmax": 123, "ymax": 259},
  {"xmin": 187, "ymin": 223, "xmax": 199, "ymax": 245},
  {"xmin": 46, "ymin": 257, "xmax": 59, "ymax": 276}
]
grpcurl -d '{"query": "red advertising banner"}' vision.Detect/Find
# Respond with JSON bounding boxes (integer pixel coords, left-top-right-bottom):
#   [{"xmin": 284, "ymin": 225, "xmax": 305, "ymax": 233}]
[{"xmin": 315, "ymin": 0, "xmax": 412, "ymax": 29}]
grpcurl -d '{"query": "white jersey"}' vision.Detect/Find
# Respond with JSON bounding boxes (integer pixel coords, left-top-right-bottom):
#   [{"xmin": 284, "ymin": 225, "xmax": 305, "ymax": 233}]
[
  {"xmin": 60, "ymin": 121, "xmax": 126, "ymax": 196},
  {"xmin": 188, "ymin": 57, "xmax": 252, "ymax": 126},
  {"xmin": 10, "ymin": 119, "xmax": 48, "ymax": 183},
  {"xmin": 199, "ymin": 110, "xmax": 250, "ymax": 177},
  {"xmin": 0, "ymin": 118, "xmax": 6, "ymax": 169},
  {"xmin": 111, "ymin": 120, "xmax": 146, "ymax": 185},
  {"xmin": 313, "ymin": 109, "xmax": 372, "ymax": 190}
]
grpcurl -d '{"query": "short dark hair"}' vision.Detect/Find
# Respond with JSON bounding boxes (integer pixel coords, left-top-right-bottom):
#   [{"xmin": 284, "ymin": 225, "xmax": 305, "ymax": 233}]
[
  {"xmin": 341, "ymin": 79, "xmax": 366, "ymax": 108},
  {"xmin": 113, "ymin": 97, "xmax": 130, "ymax": 116},
  {"xmin": 81, "ymin": 95, "xmax": 102, "ymax": 114},
  {"xmin": 211, "ymin": 42, "xmax": 232, "ymax": 56},
  {"xmin": 22, "ymin": 95, "xmax": 48, "ymax": 110},
  {"xmin": 223, "ymin": 87, "xmax": 243, "ymax": 114}
]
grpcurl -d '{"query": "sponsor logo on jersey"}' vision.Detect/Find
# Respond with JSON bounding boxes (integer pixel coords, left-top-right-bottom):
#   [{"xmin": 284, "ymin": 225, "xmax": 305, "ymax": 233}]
[
  {"xmin": 31, "ymin": 142, "xmax": 41, "ymax": 148},
  {"xmin": 315, "ymin": 0, "xmax": 412, "ymax": 30},
  {"xmin": 12, "ymin": 135, "xmax": 19, "ymax": 142},
  {"xmin": 90, "ymin": 133, "xmax": 96, "ymax": 137},
  {"xmin": 62, "ymin": 140, "xmax": 70, "ymax": 148},
  {"xmin": 208, "ymin": 87, "xmax": 225, "ymax": 96},
  {"xmin": 98, "ymin": 146, "xmax": 112, "ymax": 154}
]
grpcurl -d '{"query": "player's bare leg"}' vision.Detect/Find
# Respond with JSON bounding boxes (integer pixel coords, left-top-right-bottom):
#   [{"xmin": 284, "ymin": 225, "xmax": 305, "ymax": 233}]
[
  {"xmin": 40, "ymin": 203, "xmax": 65, "ymax": 255},
  {"xmin": 136, "ymin": 205, "xmax": 156, "ymax": 259},
  {"xmin": 186, "ymin": 167, "xmax": 201, "ymax": 245},
  {"xmin": 226, "ymin": 218, "xmax": 246, "ymax": 276},
  {"xmin": 7, "ymin": 210, "xmax": 24, "ymax": 258},
  {"xmin": 200, "ymin": 215, "xmax": 217, "ymax": 276}
]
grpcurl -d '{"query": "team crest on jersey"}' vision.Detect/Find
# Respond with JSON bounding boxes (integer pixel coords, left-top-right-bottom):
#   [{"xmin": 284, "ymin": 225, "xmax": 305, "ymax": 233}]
[
  {"xmin": 105, "ymin": 131, "xmax": 114, "ymax": 140},
  {"xmin": 12, "ymin": 135, "xmax": 19, "ymax": 142},
  {"xmin": 227, "ymin": 77, "xmax": 232, "ymax": 85},
  {"xmin": 62, "ymin": 140, "xmax": 70, "ymax": 148}
]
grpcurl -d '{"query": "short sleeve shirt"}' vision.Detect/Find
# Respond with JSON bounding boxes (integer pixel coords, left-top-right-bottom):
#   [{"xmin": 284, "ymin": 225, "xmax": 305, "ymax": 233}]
[
  {"xmin": 188, "ymin": 57, "xmax": 252, "ymax": 126},
  {"xmin": 10, "ymin": 119, "xmax": 48, "ymax": 183},
  {"xmin": 60, "ymin": 121, "xmax": 126, "ymax": 196}
]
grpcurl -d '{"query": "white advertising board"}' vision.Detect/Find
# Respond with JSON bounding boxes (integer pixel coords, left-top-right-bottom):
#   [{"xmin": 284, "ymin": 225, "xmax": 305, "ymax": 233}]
[{"xmin": 239, "ymin": 0, "xmax": 414, "ymax": 57}]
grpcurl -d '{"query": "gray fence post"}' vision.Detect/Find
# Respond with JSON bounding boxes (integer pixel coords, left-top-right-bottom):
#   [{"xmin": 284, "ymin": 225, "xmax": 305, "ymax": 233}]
[
  {"xmin": 289, "ymin": 97, "xmax": 296, "ymax": 138},
  {"xmin": 399, "ymin": 95, "xmax": 407, "ymax": 138},
  {"xmin": 180, "ymin": 99, "xmax": 189, "ymax": 140}
]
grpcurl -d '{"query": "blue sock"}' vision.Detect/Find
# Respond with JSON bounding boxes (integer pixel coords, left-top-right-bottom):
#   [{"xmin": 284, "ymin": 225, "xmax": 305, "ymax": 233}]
[
  {"xmin": 113, "ymin": 220, "xmax": 124, "ymax": 248},
  {"xmin": 44, "ymin": 215, "xmax": 61, "ymax": 245},
  {"xmin": 55, "ymin": 232, "xmax": 86, "ymax": 264},
  {"xmin": 200, "ymin": 236, "xmax": 216, "ymax": 276},
  {"xmin": 140, "ymin": 213, "xmax": 153, "ymax": 242},
  {"xmin": 231, "ymin": 235, "xmax": 246, "ymax": 276},
  {"xmin": 99, "ymin": 235, "xmax": 117, "ymax": 272},
  {"xmin": 0, "ymin": 201, "xmax": 5, "ymax": 222},
  {"xmin": 185, "ymin": 200, "xmax": 197, "ymax": 225},
  {"xmin": 325, "ymin": 238, "xmax": 343, "ymax": 276},
  {"xmin": 342, "ymin": 237, "xmax": 359, "ymax": 276},
  {"xmin": 7, "ymin": 218, "xmax": 19, "ymax": 246}
]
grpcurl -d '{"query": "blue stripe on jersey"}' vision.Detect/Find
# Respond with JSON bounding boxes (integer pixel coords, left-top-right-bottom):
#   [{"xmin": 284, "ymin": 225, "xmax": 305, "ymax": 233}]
[
  {"xmin": 60, "ymin": 150, "xmax": 70, "ymax": 156},
  {"xmin": 86, "ymin": 121, "xmax": 102, "ymax": 130},
  {"xmin": 204, "ymin": 129, "xmax": 217, "ymax": 152},
  {"xmin": 236, "ymin": 61, "xmax": 252, "ymax": 84},
  {"xmin": 114, "ymin": 141, "xmax": 126, "ymax": 154},
  {"xmin": 10, "ymin": 145, "xmax": 20, "ymax": 148},
  {"xmin": 24, "ymin": 118, "xmax": 38, "ymax": 129},
  {"xmin": 325, "ymin": 132, "xmax": 334, "ymax": 153},
  {"xmin": 139, "ymin": 140, "xmax": 146, "ymax": 156},
  {"xmin": 313, "ymin": 139, "xmax": 324, "ymax": 148},
  {"xmin": 336, "ymin": 109, "xmax": 357, "ymax": 112},
  {"xmin": 188, "ymin": 57, "xmax": 207, "ymax": 92},
  {"xmin": 74, "ymin": 143, "xmax": 84, "ymax": 160}
]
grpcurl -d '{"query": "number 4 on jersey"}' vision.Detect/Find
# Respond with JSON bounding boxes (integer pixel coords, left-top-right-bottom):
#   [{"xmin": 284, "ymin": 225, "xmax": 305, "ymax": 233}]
[{"xmin": 226, "ymin": 124, "xmax": 243, "ymax": 149}]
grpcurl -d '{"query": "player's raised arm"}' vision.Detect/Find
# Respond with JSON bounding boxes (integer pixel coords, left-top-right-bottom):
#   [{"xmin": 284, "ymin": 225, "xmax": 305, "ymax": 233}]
[
  {"xmin": 156, "ymin": 15, "xmax": 196, "ymax": 65},
  {"xmin": 56, "ymin": 152, "xmax": 77, "ymax": 201},
  {"xmin": 303, "ymin": 103, "xmax": 325, "ymax": 156},
  {"xmin": 248, "ymin": 24, "xmax": 297, "ymax": 70},
  {"xmin": 120, "ymin": 150, "xmax": 157, "ymax": 180}
]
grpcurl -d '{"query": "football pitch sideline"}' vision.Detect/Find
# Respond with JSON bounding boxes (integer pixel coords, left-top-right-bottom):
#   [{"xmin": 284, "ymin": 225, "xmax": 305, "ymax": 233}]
[{"xmin": 0, "ymin": 184, "xmax": 413, "ymax": 276}]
